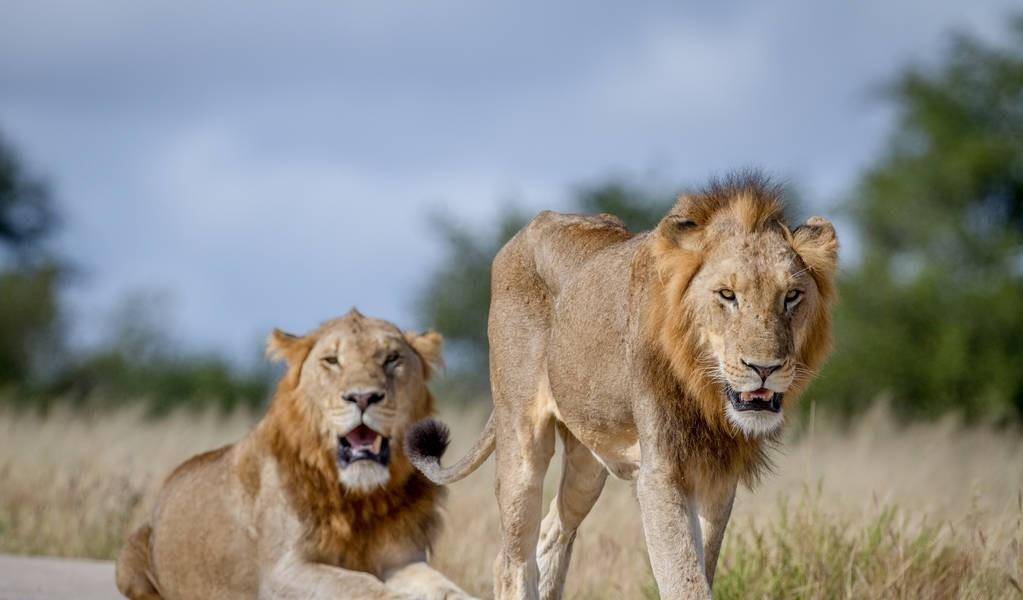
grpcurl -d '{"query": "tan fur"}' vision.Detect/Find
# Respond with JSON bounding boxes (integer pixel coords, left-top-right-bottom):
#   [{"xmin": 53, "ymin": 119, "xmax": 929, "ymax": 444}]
[
  {"xmin": 115, "ymin": 310, "xmax": 475, "ymax": 600},
  {"xmin": 409, "ymin": 173, "xmax": 838, "ymax": 600}
]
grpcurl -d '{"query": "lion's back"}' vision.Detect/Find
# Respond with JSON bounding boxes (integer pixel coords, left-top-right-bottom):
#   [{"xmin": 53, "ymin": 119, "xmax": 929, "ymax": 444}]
[{"xmin": 493, "ymin": 210, "xmax": 637, "ymax": 303}]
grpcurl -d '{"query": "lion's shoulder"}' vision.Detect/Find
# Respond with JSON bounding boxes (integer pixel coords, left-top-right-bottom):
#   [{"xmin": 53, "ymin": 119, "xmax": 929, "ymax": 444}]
[
  {"xmin": 493, "ymin": 210, "xmax": 637, "ymax": 296},
  {"xmin": 164, "ymin": 444, "xmax": 232, "ymax": 485}
]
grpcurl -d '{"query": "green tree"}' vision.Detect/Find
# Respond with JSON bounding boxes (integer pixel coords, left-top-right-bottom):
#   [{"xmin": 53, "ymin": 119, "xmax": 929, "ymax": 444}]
[
  {"xmin": 48, "ymin": 292, "xmax": 272, "ymax": 413},
  {"xmin": 0, "ymin": 264, "xmax": 62, "ymax": 387},
  {"xmin": 813, "ymin": 17, "xmax": 1023, "ymax": 422},
  {"xmin": 0, "ymin": 134, "xmax": 64, "ymax": 390},
  {"xmin": 573, "ymin": 179, "xmax": 669, "ymax": 231},
  {"xmin": 416, "ymin": 209, "xmax": 528, "ymax": 392},
  {"xmin": 0, "ymin": 135, "xmax": 58, "ymax": 259},
  {"xmin": 0, "ymin": 132, "xmax": 271, "ymax": 412}
]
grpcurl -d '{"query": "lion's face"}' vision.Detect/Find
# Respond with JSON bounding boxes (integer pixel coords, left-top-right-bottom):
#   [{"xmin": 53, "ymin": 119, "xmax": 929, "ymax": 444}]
[
  {"xmin": 654, "ymin": 192, "xmax": 837, "ymax": 438},
  {"xmin": 688, "ymin": 226, "xmax": 819, "ymax": 436},
  {"xmin": 272, "ymin": 311, "xmax": 442, "ymax": 494}
]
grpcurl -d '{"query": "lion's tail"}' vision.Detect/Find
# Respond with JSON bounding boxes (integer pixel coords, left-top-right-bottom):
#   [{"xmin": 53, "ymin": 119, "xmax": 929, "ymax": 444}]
[{"xmin": 404, "ymin": 413, "xmax": 495, "ymax": 485}]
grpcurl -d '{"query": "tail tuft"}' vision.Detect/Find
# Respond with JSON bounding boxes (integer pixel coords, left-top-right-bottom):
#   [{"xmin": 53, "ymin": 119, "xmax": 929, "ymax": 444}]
[
  {"xmin": 404, "ymin": 413, "xmax": 494, "ymax": 485},
  {"xmin": 405, "ymin": 419, "xmax": 450, "ymax": 462}
]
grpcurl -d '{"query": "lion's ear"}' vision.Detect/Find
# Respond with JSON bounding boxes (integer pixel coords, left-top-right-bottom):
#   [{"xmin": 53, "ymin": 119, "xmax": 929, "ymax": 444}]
[
  {"xmin": 792, "ymin": 216, "xmax": 839, "ymax": 276},
  {"xmin": 266, "ymin": 328, "xmax": 311, "ymax": 366},
  {"xmin": 405, "ymin": 330, "xmax": 444, "ymax": 379},
  {"xmin": 656, "ymin": 198, "xmax": 703, "ymax": 250}
]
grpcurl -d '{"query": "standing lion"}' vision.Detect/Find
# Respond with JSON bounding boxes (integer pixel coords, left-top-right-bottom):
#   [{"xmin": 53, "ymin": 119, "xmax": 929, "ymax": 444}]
[
  {"xmin": 116, "ymin": 310, "xmax": 475, "ymax": 600},
  {"xmin": 407, "ymin": 173, "xmax": 839, "ymax": 600}
]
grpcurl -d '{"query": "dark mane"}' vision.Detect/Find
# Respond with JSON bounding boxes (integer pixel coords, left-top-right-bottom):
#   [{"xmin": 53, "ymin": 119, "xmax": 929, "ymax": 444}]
[{"xmin": 668, "ymin": 169, "xmax": 788, "ymax": 232}]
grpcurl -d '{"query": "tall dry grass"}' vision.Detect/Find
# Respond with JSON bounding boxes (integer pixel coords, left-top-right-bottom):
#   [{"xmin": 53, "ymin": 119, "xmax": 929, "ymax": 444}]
[{"xmin": 0, "ymin": 403, "xmax": 1020, "ymax": 598}]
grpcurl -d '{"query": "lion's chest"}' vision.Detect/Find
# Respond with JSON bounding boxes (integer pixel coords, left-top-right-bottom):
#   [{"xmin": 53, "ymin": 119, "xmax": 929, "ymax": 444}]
[
  {"xmin": 302, "ymin": 478, "xmax": 441, "ymax": 578},
  {"xmin": 325, "ymin": 518, "xmax": 420, "ymax": 576}
]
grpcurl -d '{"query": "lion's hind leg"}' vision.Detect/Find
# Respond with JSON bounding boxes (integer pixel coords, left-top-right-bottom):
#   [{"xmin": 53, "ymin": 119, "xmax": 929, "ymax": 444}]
[
  {"xmin": 488, "ymin": 227, "xmax": 561, "ymax": 599},
  {"xmin": 492, "ymin": 402, "xmax": 555, "ymax": 600},
  {"xmin": 115, "ymin": 523, "xmax": 162, "ymax": 600},
  {"xmin": 489, "ymin": 362, "xmax": 557, "ymax": 600},
  {"xmin": 536, "ymin": 425, "xmax": 607, "ymax": 600}
]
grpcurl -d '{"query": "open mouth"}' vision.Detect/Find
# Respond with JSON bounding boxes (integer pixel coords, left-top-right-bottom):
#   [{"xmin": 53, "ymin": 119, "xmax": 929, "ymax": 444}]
[
  {"xmin": 337, "ymin": 424, "xmax": 390, "ymax": 468},
  {"xmin": 726, "ymin": 386, "xmax": 783, "ymax": 413}
]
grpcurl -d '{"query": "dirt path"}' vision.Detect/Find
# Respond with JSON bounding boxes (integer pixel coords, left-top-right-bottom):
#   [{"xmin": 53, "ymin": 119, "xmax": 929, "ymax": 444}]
[{"xmin": 0, "ymin": 554, "xmax": 118, "ymax": 600}]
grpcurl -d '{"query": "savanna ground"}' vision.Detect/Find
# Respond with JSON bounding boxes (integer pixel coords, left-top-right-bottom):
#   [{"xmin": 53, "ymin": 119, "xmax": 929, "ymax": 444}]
[{"xmin": 1, "ymin": 401, "xmax": 1021, "ymax": 599}]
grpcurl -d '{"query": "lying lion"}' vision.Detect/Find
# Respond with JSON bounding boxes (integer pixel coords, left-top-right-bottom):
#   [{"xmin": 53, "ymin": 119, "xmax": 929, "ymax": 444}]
[
  {"xmin": 407, "ymin": 174, "xmax": 839, "ymax": 599},
  {"xmin": 116, "ymin": 310, "xmax": 475, "ymax": 600}
]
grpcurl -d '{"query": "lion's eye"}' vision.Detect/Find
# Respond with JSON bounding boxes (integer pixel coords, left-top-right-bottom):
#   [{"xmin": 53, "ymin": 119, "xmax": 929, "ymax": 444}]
[
  {"xmin": 322, "ymin": 356, "xmax": 339, "ymax": 366},
  {"xmin": 784, "ymin": 289, "xmax": 804, "ymax": 307},
  {"xmin": 717, "ymin": 289, "xmax": 736, "ymax": 302},
  {"xmin": 384, "ymin": 352, "xmax": 402, "ymax": 369}
]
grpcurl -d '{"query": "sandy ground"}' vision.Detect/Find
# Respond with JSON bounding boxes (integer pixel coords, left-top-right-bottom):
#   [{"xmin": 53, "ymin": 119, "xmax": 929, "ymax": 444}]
[{"xmin": 0, "ymin": 554, "xmax": 117, "ymax": 600}]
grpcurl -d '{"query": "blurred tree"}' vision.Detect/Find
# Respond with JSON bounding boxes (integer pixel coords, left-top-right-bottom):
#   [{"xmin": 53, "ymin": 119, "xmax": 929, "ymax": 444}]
[
  {"xmin": 574, "ymin": 179, "xmax": 668, "ymax": 231},
  {"xmin": 812, "ymin": 17, "xmax": 1023, "ymax": 422},
  {"xmin": 0, "ymin": 134, "xmax": 59, "ymax": 261},
  {"xmin": 0, "ymin": 134, "xmax": 64, "ymax": 390},
  {"xmin": 416, "ymin": 208, "xmax": 528, "ymax": 392},
  {"xmin": 0, "ymin": 132, "xmax": 271, "ymax": 412},
  {"xmin": 0, "ymin": 264, "xmax": 62, "ymax": 388},
  {"xmin": 48, "ymin": 292, "xmax": 272, "ymax": 414}
]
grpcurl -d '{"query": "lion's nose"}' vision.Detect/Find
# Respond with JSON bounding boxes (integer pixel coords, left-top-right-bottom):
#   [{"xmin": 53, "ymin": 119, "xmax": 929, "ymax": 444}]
[
  {"xmin": 343, "ymin": 390, "xmax": 385, "ymax": 411},
  {"xmin": 741, "ymin": 360, "xmax": 781, "ymax": 384}
]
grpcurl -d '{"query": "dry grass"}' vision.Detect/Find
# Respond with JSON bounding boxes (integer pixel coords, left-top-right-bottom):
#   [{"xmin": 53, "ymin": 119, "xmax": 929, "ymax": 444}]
[{"xmin": 1, "ymin": 403, "xmax": 1020, "ymax": 598}]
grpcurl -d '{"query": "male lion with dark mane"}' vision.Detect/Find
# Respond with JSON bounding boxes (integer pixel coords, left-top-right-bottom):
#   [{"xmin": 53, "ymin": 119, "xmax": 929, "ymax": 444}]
[
  {"xmin": 407, "ymin": 174, "xmax": 838, "ymax": 600},
  {"xmin": 116, "ymin": 310, "xmax": 475, "ymax": 600}
]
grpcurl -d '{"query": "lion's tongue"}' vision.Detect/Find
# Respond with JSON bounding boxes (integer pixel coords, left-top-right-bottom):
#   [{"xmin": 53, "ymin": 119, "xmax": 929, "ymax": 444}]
[{"xmin": 345, "ymin": 425, "xmax": 379, "ymax": 450}]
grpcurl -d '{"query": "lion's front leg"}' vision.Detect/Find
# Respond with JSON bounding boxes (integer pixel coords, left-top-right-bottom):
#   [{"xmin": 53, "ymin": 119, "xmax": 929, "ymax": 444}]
[
  {"xmin": 698, "ymin": 478, "xmax": 737, "ymax": 588},
  {"xmin": 384, "ymin": 561, "xmax": 478, "ymax": 600},
  {"xmin": 260, "ymin": 554, "xmax": 410, "ymax": 600},
  {"xmin": 636, "ymin": 462, "xmax": 712, "ymax": 600}
]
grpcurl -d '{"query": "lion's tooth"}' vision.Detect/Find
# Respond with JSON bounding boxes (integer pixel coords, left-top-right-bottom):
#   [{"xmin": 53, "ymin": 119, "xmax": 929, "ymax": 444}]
[{"xmin": 372, "ymin": 435, "xmax": 383, "ymax": 454}]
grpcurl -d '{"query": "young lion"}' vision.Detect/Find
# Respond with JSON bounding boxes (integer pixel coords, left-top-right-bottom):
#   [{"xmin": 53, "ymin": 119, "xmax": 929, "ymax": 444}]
[
  {"xmin": 116, "ymin": 310, "xmax": 475, "ymax": 600},
  {"xmin": 407, "ymin": 174, "xmax": 839, "ymax": 600}
]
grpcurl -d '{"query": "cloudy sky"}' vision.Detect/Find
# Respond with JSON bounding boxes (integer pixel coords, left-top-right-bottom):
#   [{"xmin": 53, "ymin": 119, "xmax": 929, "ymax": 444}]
[{"xmin": 0, "ymin": 0, "xmax": 1016, "ymax": 361}]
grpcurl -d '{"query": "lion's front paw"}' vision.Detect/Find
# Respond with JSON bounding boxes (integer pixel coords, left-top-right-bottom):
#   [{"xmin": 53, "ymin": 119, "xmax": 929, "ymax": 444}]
[
  {"xmin": 384, "ymin": 561, "xmax": 478, "ymax": 600},
  {"xmin": 386, "ymin": 581, "xmax": 477, "ymax": 600},
  {"xmin": 432, "ymin": 586, "xmax": 477, "ymax": 600},
  {"xmin": 428, "ymin": 587, "xmax": 477, "ymax": 600}
]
